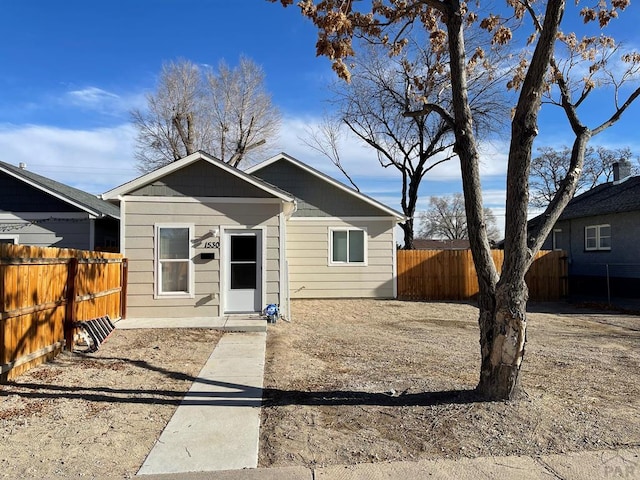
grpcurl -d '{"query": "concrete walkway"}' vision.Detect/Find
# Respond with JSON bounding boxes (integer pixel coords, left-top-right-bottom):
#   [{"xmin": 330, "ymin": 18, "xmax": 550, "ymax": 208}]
[
  {"xmin": 137, "ymin": 447, "xmax": 640, "ymax": 480},
  {"xmin": 137, "ymin": 332, "xmax": 267, "ymax": 475}
]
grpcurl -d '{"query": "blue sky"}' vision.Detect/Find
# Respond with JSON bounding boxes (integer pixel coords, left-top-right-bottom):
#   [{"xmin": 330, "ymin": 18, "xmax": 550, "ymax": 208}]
[{"xmin": 1, "ymin": 1, "xmax": 639, "ymax": 235}]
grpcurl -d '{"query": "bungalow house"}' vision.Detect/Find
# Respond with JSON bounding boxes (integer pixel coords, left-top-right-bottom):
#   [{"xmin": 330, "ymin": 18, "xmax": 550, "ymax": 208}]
[
  {"xmin": 538, "ymin": 160, "xmax": 640, "ymax": 297},
  {"xmin": 0, "ymin": 160, "xmax": 119, "ymax": 250},
  {"xmin": 101, "ymin": 151, "xmax": 404, "ymax": 320}
]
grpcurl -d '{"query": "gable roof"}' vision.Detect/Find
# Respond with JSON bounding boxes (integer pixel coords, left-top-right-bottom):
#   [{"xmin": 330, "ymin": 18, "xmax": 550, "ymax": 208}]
[
  {"xmin": 101, "ymin": 151, "xmax": 295, "ymax": 203},
  {"xmin": 0, "ymin": 160, "xmax": 120, "ymax": 219},
  {"xmin": 246, "ymin": 153, "xmax": 406, "ymax": 220},
  {"xmin": 558, "ymin": 175, "xmax": 640, "ymax": 220}
]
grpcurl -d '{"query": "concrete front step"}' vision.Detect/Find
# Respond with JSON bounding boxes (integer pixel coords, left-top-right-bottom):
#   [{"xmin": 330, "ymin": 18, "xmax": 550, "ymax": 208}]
[{"xmin": 116, "ymin": 316, "xmax": 266, "ymax": 332}]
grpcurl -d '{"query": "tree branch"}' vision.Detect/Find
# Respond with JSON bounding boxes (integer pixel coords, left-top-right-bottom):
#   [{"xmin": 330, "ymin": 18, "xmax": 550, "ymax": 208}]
[{"xmin": 403, "ymin": 103, "xmax": 455, "ymax": 130}]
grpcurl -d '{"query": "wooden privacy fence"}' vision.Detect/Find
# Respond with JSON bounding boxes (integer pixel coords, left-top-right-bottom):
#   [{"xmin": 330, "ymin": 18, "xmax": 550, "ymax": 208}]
[
  {"xmin": 1, "ymin": 244, "xmax": 128, "ymax": 382},
  {"xmin": 397, "ymin": 249, "xmax": 568, "ymax": 302}
]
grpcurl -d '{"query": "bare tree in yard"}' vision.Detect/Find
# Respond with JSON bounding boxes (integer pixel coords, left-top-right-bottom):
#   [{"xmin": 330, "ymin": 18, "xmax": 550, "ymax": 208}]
[
  {"xmin": 531, "ymin": 145, "xmax": 638, "ymax": 207},
  {"xmin": 132, "ymin": 57, "xmax": 280, "ymax": 173},
  {"xmin": 301, "ymin": 115, "xmax": 361, "ymax": 191},
  {"xmin": 272, "ymin": 0, "xmax": 640, "ymax": 400},
  {"xmin": 419, "ymin": 193, "xmax": 500, "ymax": 242},
  {"xmin": 305, "ymin": 37, "xmax": 506, "ymax": 249}
]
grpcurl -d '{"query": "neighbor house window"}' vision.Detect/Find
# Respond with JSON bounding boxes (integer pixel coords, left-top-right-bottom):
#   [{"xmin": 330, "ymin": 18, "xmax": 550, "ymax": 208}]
[
  {"xmin": 0, "ymin": 235, "xmax": 18, "ymax": 245},
  {"xmin": 585, "ymin": 224, "xmax": 611, "ymax": 251},
  {"xmin": 329, "ymin": 228, "xmax": 366, "ymax": 265},
  {"xmin": 552, "ymin": 229, "xmax": 562, "ymax": 251},
  {"xmin": 156, "ymin": 225, "xmax": 193, "ymax": 296}
]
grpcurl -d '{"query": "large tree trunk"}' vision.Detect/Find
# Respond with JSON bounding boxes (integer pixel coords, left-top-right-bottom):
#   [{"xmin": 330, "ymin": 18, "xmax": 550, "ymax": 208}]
[
  {"xmin": 442, "ymin": 0, "xmax": 564, "ymax": 400},
  {"xmin": 476, "ymin": 278, "xmax": 528, "ymax": 399}
]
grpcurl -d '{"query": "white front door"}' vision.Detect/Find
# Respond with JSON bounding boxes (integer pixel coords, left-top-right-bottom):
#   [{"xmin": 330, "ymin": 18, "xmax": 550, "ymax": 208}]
[{"xmin": 224, "ymin": 229, "xmax": 262, "ymax": 313}]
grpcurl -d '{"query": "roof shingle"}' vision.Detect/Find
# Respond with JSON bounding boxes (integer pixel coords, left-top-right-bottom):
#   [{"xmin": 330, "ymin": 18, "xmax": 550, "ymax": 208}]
[{"xmin": 0, "ymin": 161, "xmax": 120, "ymax": 218}]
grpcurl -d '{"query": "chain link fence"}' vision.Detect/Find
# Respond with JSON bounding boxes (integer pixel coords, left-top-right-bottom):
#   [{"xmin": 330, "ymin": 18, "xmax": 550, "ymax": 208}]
[{"xmin": 569, "ymin": 263, "xmax": 640, "ymax": 303}]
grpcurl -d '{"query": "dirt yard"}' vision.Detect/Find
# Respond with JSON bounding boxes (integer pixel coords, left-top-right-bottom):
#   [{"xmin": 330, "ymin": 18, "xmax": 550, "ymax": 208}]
[
  {"xmin": 0, "ymin": 329, "xmax": 222, "ymax": 479},
  {"xmin": 260, "ymin": 299, "xmax": 640, "ymax": 468},
  {"xmin": 0, "ymin": 300, "xmax": 638, "ymax": 478}
]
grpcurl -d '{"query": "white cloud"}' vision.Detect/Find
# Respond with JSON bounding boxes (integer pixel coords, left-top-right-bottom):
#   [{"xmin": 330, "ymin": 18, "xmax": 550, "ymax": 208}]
[
  {"xmin": 0, "ymin": 123, "xmax": 138, "ymax": 194},
  {"xmin": 67, "ymin": 87, "xmax": 120, "ymax": 106},
  {"xmin": 0, "ymin": 115, "xmax": 514, "ymax": 212},
  {"xmin": 63, "ymin": 86, "xmax": 146, "ymax": 117}
]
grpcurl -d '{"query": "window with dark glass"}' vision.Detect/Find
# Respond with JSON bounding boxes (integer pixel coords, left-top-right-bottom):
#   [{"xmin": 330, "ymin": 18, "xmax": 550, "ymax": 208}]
[{"xmin": 230, "ymin": 235, "xmax": 257, "ymax": 289}]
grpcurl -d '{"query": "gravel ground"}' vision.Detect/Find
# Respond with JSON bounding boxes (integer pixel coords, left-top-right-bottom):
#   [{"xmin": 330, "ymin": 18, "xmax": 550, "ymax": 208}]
[
  {"xmin": 260, "ymin": 299, "xmax": 640, "ymax": 468},
  {"xmin": 1, "ymin": 299, "xmax": 638, "ymax": 477}
]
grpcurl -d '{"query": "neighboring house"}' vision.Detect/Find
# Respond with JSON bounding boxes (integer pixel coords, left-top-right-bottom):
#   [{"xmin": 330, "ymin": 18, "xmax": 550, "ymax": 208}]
[
  {"xmin": 101, "ymin": 151, "xmax": 404, "ymax": 320},
  {"xmin": 0, "ymin": 161, "xmax": 120, "ymax": 250},
  {"xmin": 537, "ymin": 160, "xmax": 640, "ymax": 297},
  {"xmin": 412, "ymin": 238, "xmax": 471, "ymax": 250}
]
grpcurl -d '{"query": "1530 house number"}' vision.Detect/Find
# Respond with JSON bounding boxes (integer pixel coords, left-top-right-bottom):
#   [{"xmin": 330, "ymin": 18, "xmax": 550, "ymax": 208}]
[{"xmin": 204, "ymin": 241, "xmax": 220, "ymax": 249}]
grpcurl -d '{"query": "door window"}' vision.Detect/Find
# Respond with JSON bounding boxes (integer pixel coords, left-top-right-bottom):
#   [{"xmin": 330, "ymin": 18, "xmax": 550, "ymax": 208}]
[{"xmin": 230, "ymin": 235, "xmax": 257, "ymax": 289}]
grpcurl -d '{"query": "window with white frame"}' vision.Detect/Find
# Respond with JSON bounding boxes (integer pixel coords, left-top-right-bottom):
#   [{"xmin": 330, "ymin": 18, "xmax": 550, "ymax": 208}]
[
  {"xmin": 0, "ymin": 235, "xmax": 18, "ymax": 245},
  {"xmin": 329, "ymin": 228, "xmax": 366, "ymax": 265},
  {"xmin": 585, "ymin": 224, "xmax": 611, "ymax": 251},
  {"xmin": 552, "ymin": 229, "xmax": 562, "ymax": 251},
  {"xmin": 156, "ymin": 225, "xmax": 192, "ymax": 295}
]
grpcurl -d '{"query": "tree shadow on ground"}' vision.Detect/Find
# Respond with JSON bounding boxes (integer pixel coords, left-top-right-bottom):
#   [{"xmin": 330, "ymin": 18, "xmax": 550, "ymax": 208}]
[
  {"xmin": 4, "ymin": 354, "xmax": 485, "ymax": 408},
  {"xmin": 262, "ymin": 387, "xmax": 480, "ymax": 407}
]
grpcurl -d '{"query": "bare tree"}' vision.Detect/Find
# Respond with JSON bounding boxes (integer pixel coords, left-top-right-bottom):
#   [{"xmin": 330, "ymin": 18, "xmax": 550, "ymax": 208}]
[
  {"xmin": 300, "ymin": 116, "xmax": 360, "ymax": 191},
  {"xmin": 310, "ymin": 39, "xmax": 507, "ymax": 249},
  {"xmin": 132, "ymin": 57, "xmax": 280, "ymax": 173},
  {"xmin": 131, "ymin": 60, "xmax": 205, "ymax": 172},
  {"xmin": 274, "ymin": 0, "xmax": 640, "ymax": 400},
  {"xmin": 531, "ymin": 146, "xmax": 638, "ymax": 206},
  {"xmin": 206, "ymin": 58, "xmax": 281, "ymax": 167},
  {"xmin": 419, "ymin": 193, "xmax": 500, "ymax": 242}
]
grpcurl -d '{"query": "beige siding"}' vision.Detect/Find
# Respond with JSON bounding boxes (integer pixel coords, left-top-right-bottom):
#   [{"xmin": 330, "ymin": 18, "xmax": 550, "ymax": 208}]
[
  {"xmin": 124, "ymin": 199, "xmax": 281, "ymax": 318},
  {"xmin": 286, "ymin": 219, "xmax": 395, "ymax": 298}
]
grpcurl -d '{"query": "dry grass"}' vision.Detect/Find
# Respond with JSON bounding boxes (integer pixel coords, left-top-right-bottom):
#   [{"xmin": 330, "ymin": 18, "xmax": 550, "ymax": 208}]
[
  {"xmin": 260, "ymin": 299, "xmax": 640, "ymax": 468},
  {"xmin": 0, "ymin": 329, "xmax": 222, "ymax": 479}
]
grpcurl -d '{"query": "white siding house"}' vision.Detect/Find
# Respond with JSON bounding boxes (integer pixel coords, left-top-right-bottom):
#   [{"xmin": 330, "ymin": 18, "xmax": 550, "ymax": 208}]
[{"xmin": 103, "ymin": 151, "xmax": 404, "ymax": 321}]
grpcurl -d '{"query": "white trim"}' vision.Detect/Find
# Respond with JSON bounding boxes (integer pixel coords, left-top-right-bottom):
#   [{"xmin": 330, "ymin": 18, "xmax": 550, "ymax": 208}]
[
  {"xmin": 0, "ymin": 234, "xmax": 19, "ymax": 244},
  {"xmin": 392, "ymin": 224, "xmax": 398, "ymax": 298},
  {"xmin": 0, "ymin": 212, "xmax": 90, "ymax": 220},
  {"xmin": 102, "ymin": 151, "xmax": 294, "ymax": 203},
  {"xmin": 247, "ymin": 153, "xmax": 406, "ymax": 220},
  {"xmin": 119, "ymin": 199, "xmax": 126, "ymax": 256},
  {"xmin": 585, "ymin": 224, "xmax": 611, "ymax": 251},
  {"xmin": 328, "ymin": 226, "xmax": 368, "ymax": 267},
  {"xmin": 220, "ymin": 225, "xmax": 267, "ymax": 314},
  {"xmin": 0, "ymin": 165, "xmax": 106, "ymax": 218},
  {"xmin": 154, "ymin": 223, "xmax": 195, "ymax": 299},
  {"xmin": 122, "ymin": 195, "xmax": 285, "ymax": 204},
  {"xmin": 278, "ymin": 211, "xmax": 287, "ymax": 311},
  {"xmin": 288, "ymin": 216, "xmax": 399, "ymax": 222}
]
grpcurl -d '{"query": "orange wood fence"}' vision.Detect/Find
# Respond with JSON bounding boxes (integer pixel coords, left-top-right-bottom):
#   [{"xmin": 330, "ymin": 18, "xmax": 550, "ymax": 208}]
[
  {"xmin": 397, "ymin": 249, "xmax": 568, "ymax": 302},
  {"xmin": 1, "ymin": 244, "xmax": 127, "ymax": 382}
]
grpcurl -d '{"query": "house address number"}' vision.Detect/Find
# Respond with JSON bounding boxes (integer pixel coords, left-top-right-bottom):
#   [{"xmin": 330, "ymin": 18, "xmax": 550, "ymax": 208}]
[{"xmin": 204, "ymin": 241, "xmax": 220, "ymax": 249}]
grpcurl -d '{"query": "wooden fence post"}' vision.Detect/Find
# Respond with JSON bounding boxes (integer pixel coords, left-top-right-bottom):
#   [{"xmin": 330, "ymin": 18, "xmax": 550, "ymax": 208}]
[
  {"xmin": 120, "ymin": 258, "xmax": 128, "ymax": 320},
  {"xmin": 65, "ymin": 258, "xmax": 78, "ymax": 351}
]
